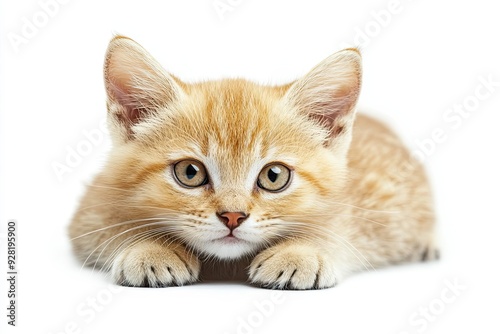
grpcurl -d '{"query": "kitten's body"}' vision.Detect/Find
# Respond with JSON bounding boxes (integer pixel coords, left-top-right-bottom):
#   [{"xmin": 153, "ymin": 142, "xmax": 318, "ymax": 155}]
[{"xmin": 69, "ymin": 37, "xmax": 436, "ymax": 289}]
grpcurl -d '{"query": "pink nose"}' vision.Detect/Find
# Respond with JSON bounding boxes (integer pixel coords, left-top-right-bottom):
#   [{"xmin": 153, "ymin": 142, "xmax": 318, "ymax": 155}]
[{"xmin": 217, "ymin": 212, "xmax": 248, "ymax": 230}]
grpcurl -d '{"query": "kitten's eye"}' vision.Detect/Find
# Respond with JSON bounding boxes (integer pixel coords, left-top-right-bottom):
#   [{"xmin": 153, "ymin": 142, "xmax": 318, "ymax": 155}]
[
  {"xmin": 257, "ymin": 163, "xmax": 291, "ymax": 192},
  {"xmin": 173, "ymin": 160, "xmax": 208, "ymax": 188}
]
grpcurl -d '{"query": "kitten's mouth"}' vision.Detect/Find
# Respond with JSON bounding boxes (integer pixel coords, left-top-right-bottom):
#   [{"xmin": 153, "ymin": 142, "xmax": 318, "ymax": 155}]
[
  {"xmin": 213, "ymin": 232, "xmax": 256, "ymax": 246},
  {"xmin": 217, "ymin": 235, "xmax": 242, "ymax": 244},
  {"xmin": 203, "ymin": 234, "xmax": 259, "ymax": 259}
]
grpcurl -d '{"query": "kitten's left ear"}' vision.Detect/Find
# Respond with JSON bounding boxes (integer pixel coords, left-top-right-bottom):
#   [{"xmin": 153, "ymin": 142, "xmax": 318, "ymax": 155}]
[{"xmin": 284, "ymin": 49, "xmax": 361, "ymax": 151}]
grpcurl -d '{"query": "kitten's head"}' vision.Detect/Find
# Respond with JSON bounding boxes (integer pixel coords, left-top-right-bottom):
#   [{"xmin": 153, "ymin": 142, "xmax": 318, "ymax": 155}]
[{"xmin": 102, "ymin": 36, "xmax": 361, "ymax": 260}]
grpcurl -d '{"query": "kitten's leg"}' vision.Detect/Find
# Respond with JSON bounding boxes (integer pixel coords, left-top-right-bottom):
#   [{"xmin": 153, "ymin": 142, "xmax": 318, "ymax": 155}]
[
  {"xmin": 249, "ymin": 240, "xmax": 340, "ymax": 290},
  {"xmin": 110, "ymin": 240, "xmax": 201, "ymax": 287}
]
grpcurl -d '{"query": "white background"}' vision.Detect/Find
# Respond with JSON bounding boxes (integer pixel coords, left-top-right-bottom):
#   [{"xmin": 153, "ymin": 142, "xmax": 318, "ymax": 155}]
[{"xmin": 1, "ymin": 0, "xmax": 499, "ymax": 333}]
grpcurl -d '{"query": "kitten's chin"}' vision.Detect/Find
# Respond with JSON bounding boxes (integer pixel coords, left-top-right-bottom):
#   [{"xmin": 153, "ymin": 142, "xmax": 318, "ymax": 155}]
[{"xmin": 196, "ymin": 237, "xmax": 260, "ymax": 260}]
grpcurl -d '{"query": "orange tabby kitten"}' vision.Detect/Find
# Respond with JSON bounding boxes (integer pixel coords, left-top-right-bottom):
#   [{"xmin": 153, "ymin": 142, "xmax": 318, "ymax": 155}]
[{"xmin": 69, "ymin": 36, "xmax": 437, "ymax": 289}]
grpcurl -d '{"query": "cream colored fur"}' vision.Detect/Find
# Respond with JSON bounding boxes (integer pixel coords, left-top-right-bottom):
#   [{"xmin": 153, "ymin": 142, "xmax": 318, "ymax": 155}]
[{"xmin": 68, "ymin": 36, "xmax": 436, "ymax": 289}]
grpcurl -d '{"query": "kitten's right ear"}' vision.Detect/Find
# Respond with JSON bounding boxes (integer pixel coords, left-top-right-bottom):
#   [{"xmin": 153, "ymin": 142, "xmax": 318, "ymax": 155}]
[{"xmin": 104, "ymin": 36, "xmax": 184, "ymax": 141}]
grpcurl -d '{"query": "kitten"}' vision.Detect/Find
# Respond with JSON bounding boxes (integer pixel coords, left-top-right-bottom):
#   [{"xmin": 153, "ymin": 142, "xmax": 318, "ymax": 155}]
[{"xmin": 68, "ymin": 36, "xmax": 437, "ymax": 289}]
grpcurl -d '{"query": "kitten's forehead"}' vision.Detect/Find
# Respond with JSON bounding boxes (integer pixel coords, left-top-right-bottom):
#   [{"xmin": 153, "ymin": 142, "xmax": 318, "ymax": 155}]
[
  {"xmin": 168, "ymin": 79, "xmax": 304, "ymax": 189},
  {"xmin": 201, "ymin": 80, "xmax": 279, "ymax": 152},
  {"xmin": 191, "ymin": 81, "xmax": 279, "ymax": 151}
]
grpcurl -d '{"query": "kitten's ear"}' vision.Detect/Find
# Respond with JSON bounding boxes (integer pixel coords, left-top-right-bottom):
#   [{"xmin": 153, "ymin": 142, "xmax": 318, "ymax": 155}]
[
  {"xmin": 284, "ymin": 49, "xmax": 361, "ymax": 150},
  {"xmin": 104, "ymin": 36, "xmax": 184, "ymax": 141}
]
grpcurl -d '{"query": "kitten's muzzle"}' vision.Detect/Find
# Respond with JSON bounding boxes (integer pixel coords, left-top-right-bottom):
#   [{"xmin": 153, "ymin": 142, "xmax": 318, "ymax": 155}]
[{"xmin": 216, "ymin": 212, "xmax": 248, "ymax": 231}]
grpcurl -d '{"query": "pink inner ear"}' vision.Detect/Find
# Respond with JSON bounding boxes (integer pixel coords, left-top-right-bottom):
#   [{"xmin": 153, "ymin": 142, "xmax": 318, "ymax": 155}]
[
  {"xmin": 108, "ymin": 79, "xmax": 143, "ymax": 126},
  {"xmin": 119, "ymin": 105, "xmax": 143, "ymax": 128},
  {"xmin": 312, "ymin": 88, "xmax": 357, "ymax": 125},
  {"xmin": 123, "ymin": 107, "xmax": 142, "ymax": 126}
]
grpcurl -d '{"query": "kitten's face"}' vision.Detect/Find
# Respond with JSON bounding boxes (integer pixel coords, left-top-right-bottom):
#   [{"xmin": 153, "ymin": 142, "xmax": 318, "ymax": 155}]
[{"xmin": 102, "ymin": 37, "xmax": 361, "ymax": 260}]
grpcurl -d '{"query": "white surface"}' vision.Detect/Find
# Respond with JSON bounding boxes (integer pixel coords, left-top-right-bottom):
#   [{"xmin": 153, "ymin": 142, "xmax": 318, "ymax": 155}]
[{"xmin": 1, "ymin": 0, "xmax": 499, "ymax": 333}]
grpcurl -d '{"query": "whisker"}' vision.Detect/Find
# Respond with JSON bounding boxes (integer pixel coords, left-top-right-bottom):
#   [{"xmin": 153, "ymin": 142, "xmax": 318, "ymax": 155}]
[
  {"xmin": 101, "ymin": 230, "xmax": 172, "ymax": 281},
  {"xmin": 86, "ymin": 184, "xmax": 138, "ymax": 193},
  {"xmin": 79, "ymin": 221, "xmax": 169, "ymax": 270},
  {"xmin": 75, "ymin": 198, "xmax": 131, "ymax": 213},
  {"xmin": 329, "ymin": 200, "xmax": 400, "ymax": 214},
  {"xmin": 275, "ymin": 212, "xmax": 388, "ymax": 227},
  {"xmin": 71, "ymin": 216, "xmax": 170, "ymax": 240},
  {"xmin": 100, "ymin": 227, "xmax": 173, "ymax": 274},
  {"xmin": 263, "ymin": 220, "xmax": 376, "ymax": 272},
  {"xmin": 96, "ymin": 228, "xmax": 162, "ymax": 274}
]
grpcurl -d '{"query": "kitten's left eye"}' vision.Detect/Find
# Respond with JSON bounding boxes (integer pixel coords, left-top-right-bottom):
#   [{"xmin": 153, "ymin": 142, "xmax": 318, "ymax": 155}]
[
  {"xmin": 173, "ymin": 160, "xmax": 208, "ymax": 188},
  {"xmin": 257, "ymin": 163, "xmax": 292, "ymax": 192}
]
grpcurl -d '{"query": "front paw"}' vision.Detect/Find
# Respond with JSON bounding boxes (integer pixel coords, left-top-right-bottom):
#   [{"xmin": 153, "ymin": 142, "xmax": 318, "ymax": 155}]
[
  {"xmin": 249, "ymin": 243, "xmax": 337, "ymax": 290},
  {"xmin": 111, "ymin": 242, "xmax": 200, "ymax": 287}
]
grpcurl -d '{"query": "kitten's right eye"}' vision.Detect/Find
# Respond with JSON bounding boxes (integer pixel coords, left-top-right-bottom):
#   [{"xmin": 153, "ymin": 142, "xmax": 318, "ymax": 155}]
[{"xmin": 173, "ymin": 160, "xmax": 208, "ymax": 188}]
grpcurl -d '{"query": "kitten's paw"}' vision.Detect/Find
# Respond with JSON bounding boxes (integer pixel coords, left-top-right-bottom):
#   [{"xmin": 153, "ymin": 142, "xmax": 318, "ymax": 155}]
[
  {"xmin": 249, "ymin": 244, "xmax": 337, "ymax": 290},
  {"xmin": 111, "ymin": 242, "xmax": 200, "ymax": 287}
]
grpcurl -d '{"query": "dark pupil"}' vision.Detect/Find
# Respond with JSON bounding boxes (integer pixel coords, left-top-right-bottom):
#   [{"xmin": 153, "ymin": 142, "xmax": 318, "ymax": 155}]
[
  {"xmin": 268, "ymin": 166, "xmax": 281, "ymax": 183},
  {"xmin": 186, "ymin": 164, "xmax": 199, "ymax": 180}
]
